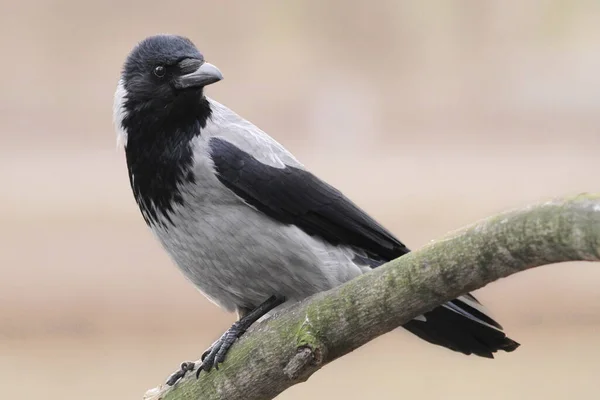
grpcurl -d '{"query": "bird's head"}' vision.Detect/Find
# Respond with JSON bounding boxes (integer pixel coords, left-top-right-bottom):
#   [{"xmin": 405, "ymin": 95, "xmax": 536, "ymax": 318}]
[{"xmin": 113, "ymin": 34, "xmax": 223, "ymax": 147}]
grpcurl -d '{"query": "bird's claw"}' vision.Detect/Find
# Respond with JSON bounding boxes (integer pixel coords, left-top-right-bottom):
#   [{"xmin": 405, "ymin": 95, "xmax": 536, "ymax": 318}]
[
  {"xmin": 195, "ymin": 322, "xmax": 244, "ymax": 377},
  {"xmin": 165, "ymin": 361, "xmax": 196, "ymax": 386}
]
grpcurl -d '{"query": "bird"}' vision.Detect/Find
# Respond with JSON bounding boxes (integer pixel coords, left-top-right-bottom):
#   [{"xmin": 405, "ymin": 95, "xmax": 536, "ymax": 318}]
[{"xmin": 113, "ymin": 34, "xmax": 519, "ymax": 384}]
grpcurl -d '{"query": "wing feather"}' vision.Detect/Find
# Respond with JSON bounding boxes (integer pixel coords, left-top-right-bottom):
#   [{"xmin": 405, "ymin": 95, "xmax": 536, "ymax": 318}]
[{"xmin": 208, "ymin": 137, "xmax": 409, "ymax": 261}]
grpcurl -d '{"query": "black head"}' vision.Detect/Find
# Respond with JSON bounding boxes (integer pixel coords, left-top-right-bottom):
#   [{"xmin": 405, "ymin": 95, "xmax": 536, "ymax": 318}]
[{"xmin": 115, "ymin": 34, "xmax": 223, "ymax": 134}]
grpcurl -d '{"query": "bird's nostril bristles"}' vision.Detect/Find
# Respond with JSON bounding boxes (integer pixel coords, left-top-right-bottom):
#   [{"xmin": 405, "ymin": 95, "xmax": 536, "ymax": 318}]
[{"xmin": 178, "ymin": 58, "xmax": 203, "ymax": 74}]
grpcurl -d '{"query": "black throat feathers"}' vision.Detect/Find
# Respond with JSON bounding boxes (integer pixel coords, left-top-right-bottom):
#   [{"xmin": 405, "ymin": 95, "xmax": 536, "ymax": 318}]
[{"xmin": 122, "ymin": 96, "xmax": 212, "ymax": 226}]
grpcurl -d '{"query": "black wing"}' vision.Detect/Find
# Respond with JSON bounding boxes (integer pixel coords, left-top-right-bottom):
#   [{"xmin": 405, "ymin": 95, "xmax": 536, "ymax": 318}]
[
  {"xmin": 209, "ymin": 137, "xmax": 410, "ymax": 261},
  {"xmin": 210, "ymin": 138, "xmax": 520, "ymax": 358}
]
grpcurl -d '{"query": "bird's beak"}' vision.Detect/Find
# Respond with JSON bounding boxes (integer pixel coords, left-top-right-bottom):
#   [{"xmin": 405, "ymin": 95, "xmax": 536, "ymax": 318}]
[{"xmin": 173, "ymin": 59, "xmax": 223, "ymax": 90}]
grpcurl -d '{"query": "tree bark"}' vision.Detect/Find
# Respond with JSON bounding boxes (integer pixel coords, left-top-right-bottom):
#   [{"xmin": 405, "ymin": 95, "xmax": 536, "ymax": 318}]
[{"xmin": 144, "ymin": 193, "xmax": 600, "ymax": 400}]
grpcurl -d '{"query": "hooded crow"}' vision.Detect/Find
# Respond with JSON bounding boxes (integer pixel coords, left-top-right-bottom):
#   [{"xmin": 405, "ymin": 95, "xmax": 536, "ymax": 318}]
[{"xmin": 113, "ymin": 34, "xmax": 519, "ymax": 384}]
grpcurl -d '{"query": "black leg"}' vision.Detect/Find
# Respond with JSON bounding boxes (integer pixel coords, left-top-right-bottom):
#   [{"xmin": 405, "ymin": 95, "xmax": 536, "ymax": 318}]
[
  {"xmin": 196, "ymin": 295, "xmax": 285, "ymax": 377},
  {"xmin": 164, "ymin": 295, "xmax": 285, "ymax": 386}
]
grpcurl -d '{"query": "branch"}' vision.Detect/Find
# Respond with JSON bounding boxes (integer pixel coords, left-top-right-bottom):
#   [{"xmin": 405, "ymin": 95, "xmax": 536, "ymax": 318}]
[{"xmin": 144, "ymin": 193, "xmax": 600, "ymax": 400}]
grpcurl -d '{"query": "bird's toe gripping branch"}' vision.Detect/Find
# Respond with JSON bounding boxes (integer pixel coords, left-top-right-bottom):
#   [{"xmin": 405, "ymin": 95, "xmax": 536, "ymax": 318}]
[
  {"xmin": 197, "ymin": 295, "xmax": 285, "ymax": 377},
  {"xmin": 164, "ymin": 296, "xmax": 285, "ymax": 385},
  {"xmin": 163, "ymin": 328, "xmax": 243, "ymax": 386},
  {"xmin": 165, "ymin": 361, "xmax": 196, "ymax": 386},
  {"xmin": 197, "ymin": 322, "xmax": 244, "ymax": 375}
]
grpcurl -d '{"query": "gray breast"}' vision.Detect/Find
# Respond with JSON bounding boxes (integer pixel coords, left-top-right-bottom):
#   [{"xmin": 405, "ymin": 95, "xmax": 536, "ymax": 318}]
[{"xmin": 148, "ymin": 135, "xmax": 367, "ymax": 312}]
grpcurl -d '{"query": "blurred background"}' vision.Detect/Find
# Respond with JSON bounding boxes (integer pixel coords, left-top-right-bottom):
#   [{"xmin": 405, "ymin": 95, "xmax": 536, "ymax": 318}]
[{"xmin": 1, "ymin": 1, "xmax": 600, "ymax": 399}]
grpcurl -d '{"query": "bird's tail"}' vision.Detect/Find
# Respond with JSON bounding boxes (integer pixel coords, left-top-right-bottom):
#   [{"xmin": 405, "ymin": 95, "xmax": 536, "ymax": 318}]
[{"xmin": 402, "ymin": 294, "xmax": 520, "ymax": 358}]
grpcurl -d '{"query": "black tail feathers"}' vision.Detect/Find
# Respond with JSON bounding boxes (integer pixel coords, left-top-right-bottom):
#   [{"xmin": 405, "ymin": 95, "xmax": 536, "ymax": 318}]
[{"xmin": 403, "ymin": 295, "xmax": 519, "ymax": 358}]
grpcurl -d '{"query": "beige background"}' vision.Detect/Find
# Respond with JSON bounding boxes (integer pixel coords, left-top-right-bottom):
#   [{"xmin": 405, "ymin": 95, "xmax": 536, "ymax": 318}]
[{"xmin": 1, "ymin": 1, "xmax": 600, "ymax": 399}]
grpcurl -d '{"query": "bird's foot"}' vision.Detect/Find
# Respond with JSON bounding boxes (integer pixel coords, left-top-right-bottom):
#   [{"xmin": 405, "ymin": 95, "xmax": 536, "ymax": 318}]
[
  {"xmin": 164, "ymin": 296, "xmax": 284, "ymax": 381},
  {"xmin": 195, "ymin": 296, "xmax": 285, "ymax": 377},
  {"xmin": 165, "ymin": 361, "xmax": 196, "ymax": 386},
  {"xmin": 196, "ymin": 321, "xmax": 245, "ymax": 377}
]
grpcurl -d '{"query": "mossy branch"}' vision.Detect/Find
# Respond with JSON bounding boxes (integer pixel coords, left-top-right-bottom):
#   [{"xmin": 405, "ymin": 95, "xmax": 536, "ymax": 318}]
[{"xmin": 144, "ymin": 194, "xmax": 600, "ymax": 400}]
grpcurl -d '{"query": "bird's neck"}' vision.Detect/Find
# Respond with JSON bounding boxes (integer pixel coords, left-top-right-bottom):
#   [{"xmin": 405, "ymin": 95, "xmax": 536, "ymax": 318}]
[{"xmin": 123, "ymin": 97, "xmax": 212, "ymax": 226}]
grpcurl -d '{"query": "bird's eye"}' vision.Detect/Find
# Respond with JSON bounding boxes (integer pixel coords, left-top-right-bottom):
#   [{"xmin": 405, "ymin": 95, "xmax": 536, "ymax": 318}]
[{"xmin": 153, "ymin": 65, "xmax": 166, "ymax": 78}]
